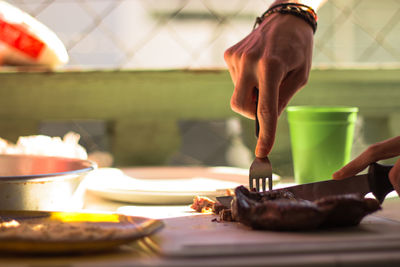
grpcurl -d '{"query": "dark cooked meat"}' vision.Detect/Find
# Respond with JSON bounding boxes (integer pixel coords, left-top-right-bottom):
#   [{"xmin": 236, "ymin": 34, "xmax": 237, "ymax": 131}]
[
  {"xmin": 219, "ymin": 208, "xmax": 234, "ymax": 222},
  {"xmin": 230, "ymin": 186, "xmax": 381, "ymax": 231},
  {"xmin": 316, "ymin": 194, "xmax": 381, "ymax": 227},
  {"xmin": 213, "ymin": 201, "xmax": 226, "ymax": 215},
  {"xmin": 231, "ymin": 186, "xmax": 323, "ymax": 230}
]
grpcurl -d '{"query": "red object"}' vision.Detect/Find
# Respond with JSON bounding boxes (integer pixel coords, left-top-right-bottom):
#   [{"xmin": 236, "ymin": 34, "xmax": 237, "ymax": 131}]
[{"xmin": 0, "ymin": 18, "xmax": 44, "ymax": 59}]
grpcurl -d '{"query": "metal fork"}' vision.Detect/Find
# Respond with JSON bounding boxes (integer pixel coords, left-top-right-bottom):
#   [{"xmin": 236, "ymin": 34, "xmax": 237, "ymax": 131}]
[{"xmin": 249, "ymin": 88, "xmax": 273, "ymax": 192}]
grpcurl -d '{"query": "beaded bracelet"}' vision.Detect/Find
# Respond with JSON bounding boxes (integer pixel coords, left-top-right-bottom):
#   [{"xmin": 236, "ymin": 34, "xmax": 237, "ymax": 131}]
[{"xmin": 253, "ymin": 3, "xmax": 318, "ymax": 33}]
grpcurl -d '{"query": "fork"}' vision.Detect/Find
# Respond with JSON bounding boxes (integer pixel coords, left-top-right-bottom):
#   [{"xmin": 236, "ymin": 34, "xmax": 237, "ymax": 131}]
[{"xmin": 249, "ymin": 88, "xmax": 273, "ymax": 192}]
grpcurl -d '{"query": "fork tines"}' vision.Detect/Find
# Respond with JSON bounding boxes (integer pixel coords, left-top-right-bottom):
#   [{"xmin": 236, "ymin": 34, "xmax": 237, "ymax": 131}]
[{"xmin": 249, "ymin": 157, "xmax": 273, "ymax": 192}]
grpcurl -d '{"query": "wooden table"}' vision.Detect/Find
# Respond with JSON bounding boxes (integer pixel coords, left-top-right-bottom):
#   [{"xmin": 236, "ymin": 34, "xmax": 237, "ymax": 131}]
[{"xmin": 1, "ymin": 167, "xmax": 400, "ymax": 266}]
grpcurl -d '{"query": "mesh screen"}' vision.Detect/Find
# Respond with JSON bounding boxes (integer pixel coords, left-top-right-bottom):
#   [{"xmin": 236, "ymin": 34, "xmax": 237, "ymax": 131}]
[{"xmin": 7, "ymin": 0, "xmax": 400, "ymax": 69}]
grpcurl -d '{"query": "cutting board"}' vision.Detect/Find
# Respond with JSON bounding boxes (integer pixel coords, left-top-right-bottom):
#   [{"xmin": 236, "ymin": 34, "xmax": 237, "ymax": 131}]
[{"xmin": 157, "ymin": 198, "xmax": 400, "ymax": 257}]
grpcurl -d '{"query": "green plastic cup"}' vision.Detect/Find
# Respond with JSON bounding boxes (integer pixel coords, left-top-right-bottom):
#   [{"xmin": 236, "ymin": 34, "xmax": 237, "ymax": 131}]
[{"xmin": 287, "ymin": 106, "xmax": 358, "ymax": 184}]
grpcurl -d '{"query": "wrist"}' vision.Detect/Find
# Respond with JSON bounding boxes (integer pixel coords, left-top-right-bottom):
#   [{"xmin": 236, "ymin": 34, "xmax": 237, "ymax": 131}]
[
  {"xmin": 270, "ymin": 0, "xmax": 325, "ymax": 11},
  {"xmin": 255, "ymin": 2, "xmax": 318, "ymax": 33}
]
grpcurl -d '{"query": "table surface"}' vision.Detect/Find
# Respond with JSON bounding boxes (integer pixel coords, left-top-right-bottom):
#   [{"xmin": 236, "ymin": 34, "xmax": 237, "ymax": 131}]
[{"xmin": 1, "ymin": 167, "xmax": 400, "ymax": 267}]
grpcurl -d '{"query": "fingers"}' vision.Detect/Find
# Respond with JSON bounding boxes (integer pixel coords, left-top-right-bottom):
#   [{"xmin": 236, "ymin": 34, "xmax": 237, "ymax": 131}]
[
  {"xmin": 368, "ymin": 136, "xmax": 400, "ymax": 159},
  {"xmin": 230, "ymin": 66, "xmax": 257, "ymax": 119},
  {"xmin": 226, "ymin": 43, "xmax": 283, "ymax": 156},
  {"xmin": 224, "ymin": 47, "xmax": 238, "ymax": 85},
  {"xmin": 277, "ymin": 68, "xmax": 310, "ymax": 116},
  {"xmin": 333, "ymin": 136, "xmax": 400, "ymax": 197},
  {"xmin": 255, "ymin": 58, "xmax": 284, "ymax": 157},
  {"xmin": 332, "ymin": 157, "xmax": 371, "ymax": 180},
  {"xmin": 332, "ymin": 145, "xmax": 383, "ymax": 180},
  {"xmin": 333, "ymin": 136, "xmax": 400, "ymax": 180},
  {"xmin": 389, "ymin": 158, "xmax": 400, "ymax": 196},
  {"xmin": 224, "ymin": 36, "xmax": 253, "ymax": 87},
  {"xmin": 225, "ymin": 39, "xmax": 259, "ymax": 120},
  {"xmin": 229, "ymin": 58, "xmax": 257, "ymax": 120}
]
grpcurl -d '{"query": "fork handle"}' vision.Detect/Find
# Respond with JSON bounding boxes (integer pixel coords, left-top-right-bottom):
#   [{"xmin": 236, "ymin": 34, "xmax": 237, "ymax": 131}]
[{"xmin": 254, "ymin": 87, "xmax": 260, "ymax": 138}]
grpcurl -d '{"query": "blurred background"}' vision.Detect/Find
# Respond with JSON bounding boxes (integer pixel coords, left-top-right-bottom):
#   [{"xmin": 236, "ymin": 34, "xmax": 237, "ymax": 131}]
[
  {"xmin": 6, "ymin": 0, "xmax": 400, "ymax": 69},
  {"xmin": 1, "ymin": 0, "xmax": 400, "ymax": 177}
]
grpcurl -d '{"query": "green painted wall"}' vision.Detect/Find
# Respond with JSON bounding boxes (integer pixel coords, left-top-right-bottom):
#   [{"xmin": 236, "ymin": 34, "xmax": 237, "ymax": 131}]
[{"xmin": 1, "ymin": 69, "xmax": 400, "ymax": 177}]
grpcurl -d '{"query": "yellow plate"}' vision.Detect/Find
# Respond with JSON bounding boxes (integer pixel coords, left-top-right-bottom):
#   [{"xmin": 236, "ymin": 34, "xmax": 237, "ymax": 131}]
[{"xmin": 0, "ymin": 210, "xmax": 163, "ymax": 254}]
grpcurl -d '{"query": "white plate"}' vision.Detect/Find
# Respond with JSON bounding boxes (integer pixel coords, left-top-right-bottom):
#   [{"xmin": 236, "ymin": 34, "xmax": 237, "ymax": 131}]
[{"xmin": 85, "ymin": 167, "xmax": 280, "ymax": 205}]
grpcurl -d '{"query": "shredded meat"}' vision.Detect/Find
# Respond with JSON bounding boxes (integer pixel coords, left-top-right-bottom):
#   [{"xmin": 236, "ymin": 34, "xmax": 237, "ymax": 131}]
[
  {"xmin": 191, "ymin": 196, "xmax": 215, "ymax": 212},
  {"xmin": 191, "ymin": 186, "xmax": 382, "ymax": 231}
]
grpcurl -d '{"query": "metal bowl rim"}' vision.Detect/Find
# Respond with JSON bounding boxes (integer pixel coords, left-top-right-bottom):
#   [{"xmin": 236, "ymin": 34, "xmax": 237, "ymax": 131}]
[
  {"xmin": 0, "ymin": 154, "xmax": 97, "ymax": 180},
  {"xmin": 0, "ymin": 166, "xmax": 95, "ymax": 180}
]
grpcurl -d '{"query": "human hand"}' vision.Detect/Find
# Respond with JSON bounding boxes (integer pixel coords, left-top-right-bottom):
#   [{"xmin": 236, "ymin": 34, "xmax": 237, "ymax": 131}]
[
  {"xmin": 224, "ymin": 4, "xmax": 314, "ymax": 158},
  {"xmin": 333, "ymin": 136, "xmax": 400, "ymax": 196}
]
